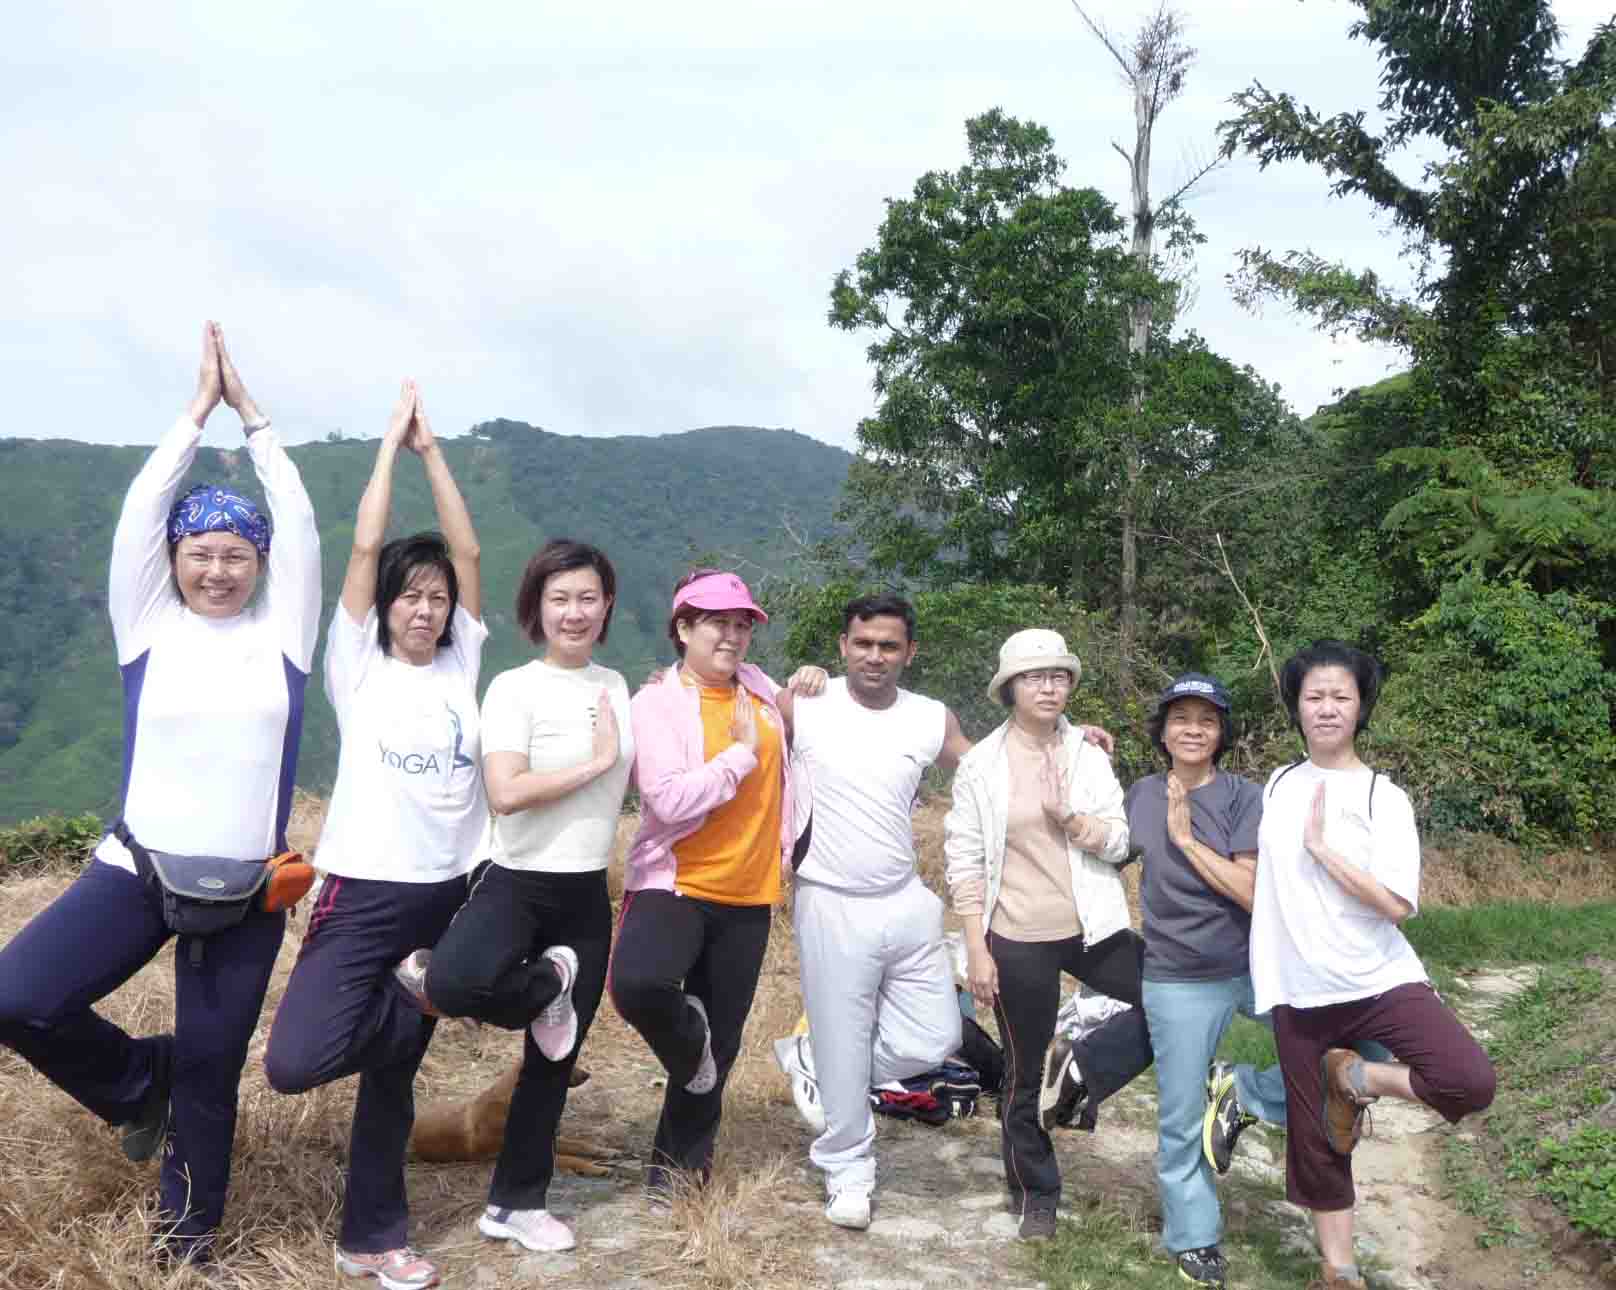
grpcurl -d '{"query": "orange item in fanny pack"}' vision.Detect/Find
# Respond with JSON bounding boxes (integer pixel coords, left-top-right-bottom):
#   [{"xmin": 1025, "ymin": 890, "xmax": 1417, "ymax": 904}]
[{"xmin": 262, "ymin": 851, "xmax": 316, "ymax": 912}]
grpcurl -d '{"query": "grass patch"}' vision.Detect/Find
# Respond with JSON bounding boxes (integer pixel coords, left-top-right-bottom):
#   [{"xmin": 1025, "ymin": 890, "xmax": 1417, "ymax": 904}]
[
  {"xmin": 1026, "ymin": 1179, "xmax": 1323, "ymax": 1289},
  {"xmin": 1443, "ymin": 961, "xmax": 1616, "ymax": 1260},
  {"xmin": 1403, "ymin": 902, "xmax": 1616, "ymax": 969}
]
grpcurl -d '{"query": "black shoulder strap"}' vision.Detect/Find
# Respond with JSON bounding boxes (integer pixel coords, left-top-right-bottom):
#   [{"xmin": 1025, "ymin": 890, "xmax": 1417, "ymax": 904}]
[
  {"xmin": 1267, "ymin": 759, "xmax": 1306, "ymax": 799},
  {"xmin": 1368, "ymin": 769, "xmax": 1379, "ymax": 819}
]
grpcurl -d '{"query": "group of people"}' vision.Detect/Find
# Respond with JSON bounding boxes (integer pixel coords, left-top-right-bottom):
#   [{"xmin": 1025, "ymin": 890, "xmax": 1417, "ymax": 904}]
[{"xmin": 0, "ymin": 325, "xmax": 1497, "ymax": 1290}]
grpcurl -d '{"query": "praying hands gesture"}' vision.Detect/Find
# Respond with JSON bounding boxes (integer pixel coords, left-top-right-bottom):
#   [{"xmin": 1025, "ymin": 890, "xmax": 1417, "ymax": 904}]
[
  {"xmin": 590, "ymin": 688, "xmax": 621, "ymax": 772},
  {"xmin": 729, "ymin": 687, "xmax": 759, "ymax": 754},
  {"xmin": 186, "ymin": 322, "xmax": 266, "ymax": 433}
]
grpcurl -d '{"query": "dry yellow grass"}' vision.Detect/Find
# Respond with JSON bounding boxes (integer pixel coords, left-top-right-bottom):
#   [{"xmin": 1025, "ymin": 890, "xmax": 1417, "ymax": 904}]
[
  {"xmin": 3, "ymin": 795, "xmax": 1612, "ymax": 1289},
  {"xmin": 0, "ymin": 802, "xmax": 825, "ymax": 1290}
]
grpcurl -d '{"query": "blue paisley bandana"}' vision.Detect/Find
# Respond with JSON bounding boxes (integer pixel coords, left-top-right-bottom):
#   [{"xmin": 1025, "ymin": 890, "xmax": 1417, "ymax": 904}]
[{"xmin": 166, "ymin": 484, "xmax": 273, "ymax": 555}]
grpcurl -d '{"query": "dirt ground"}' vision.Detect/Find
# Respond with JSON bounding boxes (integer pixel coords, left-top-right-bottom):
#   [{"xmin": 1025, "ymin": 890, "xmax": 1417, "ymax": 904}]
[{"xmin": 1, "ymin": 801, "xmax": 1612, "ymax": 1289}]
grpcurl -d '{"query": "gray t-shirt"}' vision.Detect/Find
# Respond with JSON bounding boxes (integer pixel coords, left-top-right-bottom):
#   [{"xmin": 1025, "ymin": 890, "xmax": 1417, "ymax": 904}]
[{"xmin": 1125, "ymin": 769, "xmax": 1263, "ymax": 982}]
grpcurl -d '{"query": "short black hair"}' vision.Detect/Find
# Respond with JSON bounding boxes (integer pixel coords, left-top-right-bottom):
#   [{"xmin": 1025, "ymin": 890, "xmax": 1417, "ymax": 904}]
[
  {"xmin": 1280, "ymin": 639, "xmax": 1383, "ymax": 734},
  {"xmin": 375, "ymin": 532, "xmax": 458, "ymax": 655},
  {"xmin": 1146, "ymin": 698, "xmax": 1235, "ymax": 765},
  {"xmin": 515, "ymin": 539, "xmax": 617, "ymax": 646},
  {"xmin": 842, "ymin": 593, "xmax": 917, "ymax": 643}
]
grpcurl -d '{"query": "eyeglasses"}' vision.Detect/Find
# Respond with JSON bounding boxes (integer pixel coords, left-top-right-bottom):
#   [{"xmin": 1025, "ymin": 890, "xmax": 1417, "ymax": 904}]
[
  {"xmin": 182, "ymin": 550, "xmax": 256, "ymax": 571},
  {"xmin": 1016, "ymin": 670, "xmax": 1071, "ymax": 690}
]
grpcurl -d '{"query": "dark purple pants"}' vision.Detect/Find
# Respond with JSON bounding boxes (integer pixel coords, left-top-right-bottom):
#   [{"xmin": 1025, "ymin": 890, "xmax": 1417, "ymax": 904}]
[
  {"xmin": 1273, "ymin": 981, "xmax": 1496, "ymax": 1211},
  {"xmin": 263, "ymin": 872, "xmax": 468, "ymax": 1252},
  {"xmin": 0, "ymin": 859, "xmax": 284, "ymax": 1261}
]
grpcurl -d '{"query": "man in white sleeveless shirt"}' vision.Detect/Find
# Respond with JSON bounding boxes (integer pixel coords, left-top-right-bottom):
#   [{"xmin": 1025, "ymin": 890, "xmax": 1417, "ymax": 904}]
[{"xmin": 775, "ymin": 594, "xmax": 972, "ymax": 1230}]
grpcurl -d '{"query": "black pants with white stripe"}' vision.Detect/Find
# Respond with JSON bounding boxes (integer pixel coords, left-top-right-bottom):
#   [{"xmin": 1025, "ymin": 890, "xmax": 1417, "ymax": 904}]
[{"xmin": 990, "ymin": 927, "xmax": 1153, "ymax": 1209}]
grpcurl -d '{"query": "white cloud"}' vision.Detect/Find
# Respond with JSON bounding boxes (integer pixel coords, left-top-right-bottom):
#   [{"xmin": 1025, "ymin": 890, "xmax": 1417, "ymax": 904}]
[{"xmin": 3, "ymin": 1, "xmax": 1608, "ymax": 447}]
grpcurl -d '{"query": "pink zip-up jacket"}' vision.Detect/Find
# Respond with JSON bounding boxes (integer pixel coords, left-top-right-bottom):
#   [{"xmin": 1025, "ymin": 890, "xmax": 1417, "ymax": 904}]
[{"xmin": 624, "ymin": 662, "xmax": 800, "ymax": 895}]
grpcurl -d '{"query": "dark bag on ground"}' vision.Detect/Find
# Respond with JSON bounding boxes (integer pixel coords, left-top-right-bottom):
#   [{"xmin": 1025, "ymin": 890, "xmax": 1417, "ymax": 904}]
[{"xmin": 114, "ymin": 821, "xmax": 314, "ymax": 962}]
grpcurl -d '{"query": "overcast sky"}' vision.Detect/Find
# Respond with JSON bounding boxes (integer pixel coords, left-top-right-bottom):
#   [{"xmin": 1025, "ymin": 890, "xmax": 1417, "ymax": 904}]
[{"xmin": 5, "ymin": 1, "xmax": 1611, "ymax": 450}]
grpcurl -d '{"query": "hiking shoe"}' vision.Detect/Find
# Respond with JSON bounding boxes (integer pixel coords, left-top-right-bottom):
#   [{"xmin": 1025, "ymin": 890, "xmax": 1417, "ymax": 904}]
[
  {"xmin": 683, "ymin": 995, "xmax": 718, "ymax": 1095},
  {"xmin": 1203, "ymin": 1073, "xmax": 1259, "ymax": 1175},
  {"xmin": 1018, "ymin": 1202, "xmax": 1057, "ymax": 1241},
  {"xmin": 1305, "ymin": 1267, "xmax": 1368, "ymax": 1290},
  {"xmin": 772, "ymin": 1033, "xmax": 827, "ymax": 1134},
  {"xmin": 530, "ymin": 945, "xmax": 580, "ymax": 1061},
  {"xmin": 825, "ymin": 1186, "xmax": 872, "ymax": 1230},
  {"xmin": 122, "ymin": 1034, "xmax": 174, "ymax": 1162},
  {"xmin": 1321, "ymin": 1048, "xmax": 1376, "ymax": 1156},
  {"xmin": 478, "ymin": 1204, "xmax": 576, "ymax": 1252},
  {"xmin": 393, "ymin": 949, "xmax": 444, "ymax": 1018},
  {"xmin": 334, "ymin": 1244, "xmax": 439, "ymax": 1289},
  {"xmin": 1038, "ymin": 1035, "xmax": 1087, "ymax": 1130},
  {"xmin": 1177, "ymin": 1244, "xmax": 1228, "ymax": 1287}
]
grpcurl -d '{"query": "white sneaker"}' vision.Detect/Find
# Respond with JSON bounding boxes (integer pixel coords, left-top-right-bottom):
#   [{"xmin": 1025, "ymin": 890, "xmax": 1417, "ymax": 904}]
[
  {"xmin": 825, "ymin": 1187, "xmax": 872, "ymax": 1230},
  {"xmin": 772, "ymin": 1034, "xmax": 827, "ymax": 1134},
  {"xmin": 477, "ymin": 1205, "xmax": 576, "ymax": 1252},
  {"xmin": 530, "ymin": 946, "xmax": 579, "ymax": 1061},
  {"xmin": 393, "ymin": 950, "xmax": 443, "ymax": 1018},
  {"xmin": 684, "ymin": 995, "xmax": 718, "ymax": 1095},
  {"xmin": 334, "ymin": 1244, "xmax": 440, "ymax": 1288}
]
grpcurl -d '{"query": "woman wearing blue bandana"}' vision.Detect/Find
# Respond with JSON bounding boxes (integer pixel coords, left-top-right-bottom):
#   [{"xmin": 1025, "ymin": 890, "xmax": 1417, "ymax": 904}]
[{"xmin": 0, "ymin": 322, "xmax": 321, "ymax": 1268}]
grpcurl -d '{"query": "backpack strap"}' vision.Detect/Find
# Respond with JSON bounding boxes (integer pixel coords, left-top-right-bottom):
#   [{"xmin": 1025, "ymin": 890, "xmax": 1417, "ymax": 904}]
[
  {"xmin": 1368, "ymin": 769, "xmax": 1379, "ymax": 819},
  {"xmin": 1267, "ymin": 759, "xmax": 1306, "ymax": 799}
]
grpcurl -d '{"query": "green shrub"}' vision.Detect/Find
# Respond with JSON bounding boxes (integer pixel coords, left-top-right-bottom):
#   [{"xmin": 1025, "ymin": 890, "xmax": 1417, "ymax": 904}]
[
  {"xmin": 1372, "ymin": 578, "xmax": 1616, "ymax": 841},
  {"xmin": 1534, "ymin": 1125, "xmax": 1616, "ymax": 1240},
  {"xmin": 0, "ymin": 812, "xmax": 103, "ymax": 872}
]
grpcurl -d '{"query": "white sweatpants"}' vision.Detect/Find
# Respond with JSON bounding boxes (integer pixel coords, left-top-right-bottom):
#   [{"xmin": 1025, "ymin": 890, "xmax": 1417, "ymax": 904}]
[{"xmin": 793, "ymin": 874, "xmax": 963, "ymax": 1191}]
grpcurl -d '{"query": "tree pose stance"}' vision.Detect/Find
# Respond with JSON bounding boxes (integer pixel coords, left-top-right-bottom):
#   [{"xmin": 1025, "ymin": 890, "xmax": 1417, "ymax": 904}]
[
  {"xmin": 0, "ymin": 323, "xmax": 320, "ymax": 1268},
  {"xmin": 265, "ymin": 381, "xmax": 484, "ymax": 1290}
]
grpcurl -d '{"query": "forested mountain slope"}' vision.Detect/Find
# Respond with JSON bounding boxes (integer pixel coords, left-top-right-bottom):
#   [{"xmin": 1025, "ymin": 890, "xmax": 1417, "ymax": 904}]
[{"xmin": 0, "ymin": 419, "xmax": 849, "ymax": 824}]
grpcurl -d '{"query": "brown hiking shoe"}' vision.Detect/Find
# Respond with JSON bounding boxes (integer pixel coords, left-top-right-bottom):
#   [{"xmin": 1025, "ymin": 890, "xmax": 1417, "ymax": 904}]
[
  {"xmin": 1320, "ymin": 1048, "xmax": 1375, "ymax": 1155},
  {"xmin": 1304, "ymin": 1265, "xmax": 1368, "ymax": 1289}
]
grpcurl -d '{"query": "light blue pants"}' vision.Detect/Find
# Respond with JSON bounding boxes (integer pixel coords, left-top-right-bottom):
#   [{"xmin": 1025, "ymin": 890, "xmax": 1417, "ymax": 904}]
[{"xmin": 1141, "ymin": 974, "xmax": 1287, "ymax": 1254}]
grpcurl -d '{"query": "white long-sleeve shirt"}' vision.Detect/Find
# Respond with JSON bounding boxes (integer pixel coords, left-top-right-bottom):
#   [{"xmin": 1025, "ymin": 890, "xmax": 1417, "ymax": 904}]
[{"xmin": 95, "ymin": 416, "xmax": 321, "ymax": 872}]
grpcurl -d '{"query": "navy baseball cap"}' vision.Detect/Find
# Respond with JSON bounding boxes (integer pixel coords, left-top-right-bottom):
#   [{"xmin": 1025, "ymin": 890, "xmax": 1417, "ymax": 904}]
[{"xmin": 1154, "ymin": 672, "xmax": 1231, "ymax": 716}]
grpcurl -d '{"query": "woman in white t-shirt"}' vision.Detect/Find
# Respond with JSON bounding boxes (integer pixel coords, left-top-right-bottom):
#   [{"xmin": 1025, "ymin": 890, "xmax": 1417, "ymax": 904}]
[
  {"xmin": 263, "ymin": 381, "xmax": 486, "ymax": 1290},
  {"xmin": 1249, "ymin": 640, "xmax": 1495, "ymax": 1290},
  {"xmin": 420, "ymin": 539, "xmax": 633, "ymax": 1259}
]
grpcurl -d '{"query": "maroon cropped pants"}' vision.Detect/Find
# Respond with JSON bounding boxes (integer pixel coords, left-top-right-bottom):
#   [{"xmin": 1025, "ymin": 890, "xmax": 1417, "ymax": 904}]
[{"xmin": 1273, "ymin": 981, "xmax": 1495, "ymax": 1211}]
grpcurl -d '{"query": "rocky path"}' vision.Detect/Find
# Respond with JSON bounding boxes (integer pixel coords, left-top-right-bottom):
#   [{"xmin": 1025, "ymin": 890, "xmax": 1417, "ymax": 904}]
[{"xmin": 429, "ymin": 967, "xmax": 1599, "ymax": 1290}]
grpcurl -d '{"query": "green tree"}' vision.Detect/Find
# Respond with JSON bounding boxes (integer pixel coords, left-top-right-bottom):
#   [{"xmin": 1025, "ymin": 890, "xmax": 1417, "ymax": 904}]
[
  {"xmin": 1220, "ymin": 2, "xmax": 1616, "ymax": 597},
  {"xmin": 828, "ymin": 110, "xmax": 1300, "ymax": 692}
]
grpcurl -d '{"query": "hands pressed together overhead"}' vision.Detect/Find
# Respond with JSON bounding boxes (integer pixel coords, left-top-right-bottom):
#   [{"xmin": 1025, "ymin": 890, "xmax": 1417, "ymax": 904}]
[{"xmin": 188, "ymin": 321, "xmax": 265, "ymax": 432}]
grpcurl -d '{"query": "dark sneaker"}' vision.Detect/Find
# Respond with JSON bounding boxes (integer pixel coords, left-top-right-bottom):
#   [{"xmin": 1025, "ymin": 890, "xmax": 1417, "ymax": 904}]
[
  {"xmin": 1018, "ymin": 1202, "xmax": 1057, "ymax": 1241},
  {"xmin": 1177, "ymin": 1245, "xmax": 1227, "ymax": 1287},
  {"xmin": 1320, "ymin": 1048, "xmax": 1376, "ymax": 1156},
  {"xmin": 1038, "ymin": 1035, "xmax": 1087, "ymax": 1130},
  {"xmin": 1202, "ymin": 1074, "xmax": 1258, "ymax": 1174},
  {"xmin": 122, "ymin": 1034, "xmax": 174, "ymax": 1162}
]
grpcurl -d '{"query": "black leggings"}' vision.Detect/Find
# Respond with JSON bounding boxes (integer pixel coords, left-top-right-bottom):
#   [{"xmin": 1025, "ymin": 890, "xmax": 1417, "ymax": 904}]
[
  {"xmin": 609, "ymin": 888, "xmax": 771, "ymax": 1176},
  {"xmin": 425, "ymin": 865, "xmax": 612, "ymax": 1211},
  {"xmin": 990, "ymin": 927, "xmax": 1154, "ymax": 1207}
]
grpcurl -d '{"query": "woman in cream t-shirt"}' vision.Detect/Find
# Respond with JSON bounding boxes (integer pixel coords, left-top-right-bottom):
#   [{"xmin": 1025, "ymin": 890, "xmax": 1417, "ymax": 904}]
[{"xmin": 422, "ymin": 539, "xmax": 633, "ymax": 1261}]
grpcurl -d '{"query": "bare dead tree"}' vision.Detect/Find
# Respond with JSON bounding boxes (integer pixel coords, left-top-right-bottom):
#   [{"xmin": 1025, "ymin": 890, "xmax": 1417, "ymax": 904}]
[{"xmin": 1070, "ymin": 1, "xmax": 1222, "ymax": 695}]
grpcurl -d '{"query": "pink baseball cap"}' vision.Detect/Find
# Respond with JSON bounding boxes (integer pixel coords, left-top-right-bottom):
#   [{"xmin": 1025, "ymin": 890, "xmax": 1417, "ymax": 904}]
[{"xmin": 670, "ymin": 571, "xmax": 769, "ymax": 623}]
